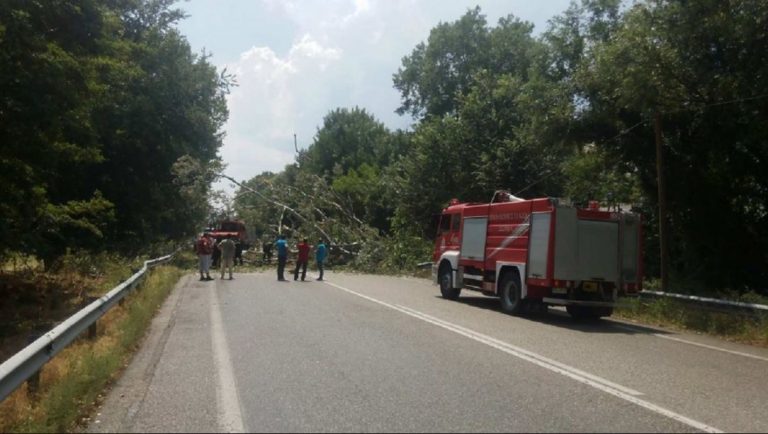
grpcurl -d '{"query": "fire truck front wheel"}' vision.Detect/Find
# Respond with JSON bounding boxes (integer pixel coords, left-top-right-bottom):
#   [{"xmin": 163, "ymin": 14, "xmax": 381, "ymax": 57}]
[
  {"xmin": 439, "ymin": 264, "xmax": 461, "ymax": 300},
  {"xmin": 499, "ymin": 272, "xmax": 524, "ymax": 315}
]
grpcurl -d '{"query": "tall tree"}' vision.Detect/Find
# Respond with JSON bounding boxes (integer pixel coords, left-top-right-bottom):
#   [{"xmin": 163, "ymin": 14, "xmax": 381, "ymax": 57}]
[
  {"xmin": 392, "ymin": 9, "xmax": 571, "ymax": 237},
  {"xmin": 393, "ymin": 7, "xmax": 491, "ymax": 119},
  {"xmin": 0, "ymin": 0, "xmax": 115, "ymax": 264},
  {"xmin": 0, "ymin": 0, "xmax": 229, "ymax": 264},
  {"xmin": 576, "ymin": 0, "xmax": 768, "ymax": 289},
  {"xmin": 299, "ymin": 107, "xmax": 396, "ymax": 178}
]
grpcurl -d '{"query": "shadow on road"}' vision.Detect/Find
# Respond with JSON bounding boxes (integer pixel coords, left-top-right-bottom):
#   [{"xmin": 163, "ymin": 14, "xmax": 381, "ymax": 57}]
[{"xmin": 442, "ymin": 295, "xmax": 670, "ymax": 336}]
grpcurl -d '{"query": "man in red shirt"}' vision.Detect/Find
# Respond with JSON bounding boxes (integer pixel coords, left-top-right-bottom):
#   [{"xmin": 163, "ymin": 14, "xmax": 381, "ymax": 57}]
[
  {"xmin": 194, "ymin": 232, "xmax": 214, "ymax": 281},
  {"xmin": 293, "ymin": 238, "xmax": 311, "ymax": 281}
]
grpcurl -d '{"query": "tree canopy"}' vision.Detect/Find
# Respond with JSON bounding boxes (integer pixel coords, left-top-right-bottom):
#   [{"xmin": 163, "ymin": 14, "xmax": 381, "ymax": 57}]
[
  {"xmin": 0, "ymin": 0, "xmax": 229, "ymax": 265},
  {"xmin": 238, "ymin": 0, "xmax": 768, "ymax": 293},
  {"xmin": 5, "ymin": 0, "xmax": 765, "ymax": 292}
]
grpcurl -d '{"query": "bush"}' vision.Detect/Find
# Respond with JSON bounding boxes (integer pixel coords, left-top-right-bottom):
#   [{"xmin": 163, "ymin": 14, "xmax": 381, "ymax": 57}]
[
  {"xmin": 350, "ymin": 230, "xmax": 433, "ymax": 275},
  {"xmin": 616, "ymin": 297, "xmax": 768, "ymax": 347}
]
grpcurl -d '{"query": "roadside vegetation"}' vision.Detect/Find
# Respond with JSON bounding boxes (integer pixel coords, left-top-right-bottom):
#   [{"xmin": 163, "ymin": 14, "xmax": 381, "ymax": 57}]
[
  {"xmin": 615, "ymin": 298, "xmax": 768, "ymax": 348},
  {"xmin": 0, "ymin": 258, "xmax": 182, "ymax": 433},
  {"xmin": 615, "ymin": 280, "xmax": 768, "ymax": 347},
  {"xmin": 0, "ymin": 252, "xmax": 144, "ymax": 364}
]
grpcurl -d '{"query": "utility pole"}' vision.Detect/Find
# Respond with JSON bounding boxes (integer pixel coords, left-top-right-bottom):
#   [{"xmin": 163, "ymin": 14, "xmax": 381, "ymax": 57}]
[
  {"xmin": 654, "ymin": 109, "xmax": 669, "ymax": 291},
  {"xmin": 293, "ymin": 133, "xmax": 298, "ymax": 153}
]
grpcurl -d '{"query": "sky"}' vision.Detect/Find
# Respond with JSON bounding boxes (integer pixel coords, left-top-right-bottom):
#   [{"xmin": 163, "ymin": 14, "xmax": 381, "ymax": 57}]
[{"xmin": 174, "ymin": 0, "xmax": 574, "ymax": 192}]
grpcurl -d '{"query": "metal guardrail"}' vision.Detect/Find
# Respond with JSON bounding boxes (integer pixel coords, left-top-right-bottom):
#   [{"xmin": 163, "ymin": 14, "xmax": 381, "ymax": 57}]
[
  {"xmin": 640, "ymin": 290, "xmax": 768, "ymax": 313},
  {"xmin": 0, "ymin": 252, "xmax": 176, "ymax": 402}
]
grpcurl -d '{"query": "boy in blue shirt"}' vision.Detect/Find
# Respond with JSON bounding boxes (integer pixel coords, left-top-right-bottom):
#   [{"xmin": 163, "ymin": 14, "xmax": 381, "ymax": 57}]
[{"xmin": 315, "ymin": 239, "xmax": 327, "ymax": 281}]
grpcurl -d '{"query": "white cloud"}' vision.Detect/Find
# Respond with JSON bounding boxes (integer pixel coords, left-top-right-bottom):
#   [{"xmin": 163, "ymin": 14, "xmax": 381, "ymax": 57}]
[
  {"xmin": 205, "ymin": 0, "xmax": 573, "ymax": 195},
  {"xmin": 341, "ymin": 0, "xmax": 372, "ymax": 24},
  {"xmin": 215, "ymin": 33, "xmax": 345, "ymax": 192},
  {"xmin": 289, "ymin": 34, "xmax": 342, "ymax": 70}
]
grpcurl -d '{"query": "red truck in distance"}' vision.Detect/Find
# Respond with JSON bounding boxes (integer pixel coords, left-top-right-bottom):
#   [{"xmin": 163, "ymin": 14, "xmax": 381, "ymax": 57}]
[
  {"xmin": 432, "ymin": 191, "xmax": 643, "ymax": 319},
  {"xmin": 209, "ymin": 219, "xmax": 248, "ymax": 245}
]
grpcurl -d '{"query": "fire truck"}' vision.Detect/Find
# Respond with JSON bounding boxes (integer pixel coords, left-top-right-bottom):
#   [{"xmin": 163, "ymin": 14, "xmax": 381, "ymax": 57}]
[
  {"xmin": 432, "ymin": 191, "xmax": 642, "ymax": 319},
  {"xmin": 209, "ymin": 219, "xmax": 248, "ymax": 245}
]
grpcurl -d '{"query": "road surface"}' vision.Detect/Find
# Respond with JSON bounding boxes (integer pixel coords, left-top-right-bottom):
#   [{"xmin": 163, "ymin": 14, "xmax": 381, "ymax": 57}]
[{"xmin": 88, "ymin": 271, "xmax": 768, "ymax": 433}]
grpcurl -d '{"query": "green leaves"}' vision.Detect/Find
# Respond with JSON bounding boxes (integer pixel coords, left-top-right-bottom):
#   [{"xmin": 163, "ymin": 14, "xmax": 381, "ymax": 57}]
[
  {"xmin": 300, "ymin": 107, "xmax": 394, "ymax": 178},
  {"xmin": 394, "ymin": 7, "xmax": 492, "ymax": 118},
  {"xmin": 0, "ymin": 0, "xmax": 229, "ymax": 263},
  {"xmin": 564, "ymin": 0, "xmax": 768, "ymax": 290}
]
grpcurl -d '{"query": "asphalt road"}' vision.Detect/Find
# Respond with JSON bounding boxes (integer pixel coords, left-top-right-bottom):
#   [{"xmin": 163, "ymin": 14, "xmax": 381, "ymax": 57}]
[{"xmin": 88, "ymin": 270, "xmax": 768, "ymax": 433}]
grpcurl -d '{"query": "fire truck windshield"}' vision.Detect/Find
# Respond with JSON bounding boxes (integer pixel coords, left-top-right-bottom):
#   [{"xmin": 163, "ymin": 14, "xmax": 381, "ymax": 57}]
[{"xmin": 220, "ymin": 222, "xmax": 243, "ymax": 232}]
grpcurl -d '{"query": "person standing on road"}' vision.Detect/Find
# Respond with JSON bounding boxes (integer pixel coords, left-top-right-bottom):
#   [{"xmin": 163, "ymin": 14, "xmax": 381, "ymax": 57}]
[
  {"xmin": 195, "ymin": 232, "xmax": 214, "ymax": 281},
  {"xmin": 234, "ymin": 240, "xmax": 244, "ymax": 266},
  {"xmin": 315, "ymin": 239, "xmax": 327, "ymax": 281},
  {"xmin": 211, "ymin": 237, "xmax": 222, "ymax": 268},
  {"xmin": 293, "ymin": 238, "xmax": 310, "ymax": 281},
  {"xmin": 219, "ymin": 235, "xmax": 236, "ymax": 280},
  {"xmin": 262, "ymin": 238, "xmax": 273, "ymax": 264},
  {"xmin": 275, "ymin": 235, "xmax": 288, "ymax": 281}
]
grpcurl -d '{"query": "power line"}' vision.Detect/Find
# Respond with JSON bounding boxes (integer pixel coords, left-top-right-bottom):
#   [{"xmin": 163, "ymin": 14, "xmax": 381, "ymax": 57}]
[
  {"xmin": 597, "ymin": 120, "xmax": 647, "ymax": 146},
  {"xmin": 698, "ymin": 92, "xmax": 768, "ymax": 109}
]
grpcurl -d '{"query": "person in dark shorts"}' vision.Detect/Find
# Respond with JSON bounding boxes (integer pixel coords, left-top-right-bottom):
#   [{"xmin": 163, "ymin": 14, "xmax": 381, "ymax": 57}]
[
  {"xmin": 294, "ymin": 238, "xmax": 310, "ymax": 281},
  {"xmin": 275, "ymin": 235, "xmax": 288, "ymax": 281},
  {"xmin": 234, "ymin": 240, "xmax": 244, "ymax": 266}
]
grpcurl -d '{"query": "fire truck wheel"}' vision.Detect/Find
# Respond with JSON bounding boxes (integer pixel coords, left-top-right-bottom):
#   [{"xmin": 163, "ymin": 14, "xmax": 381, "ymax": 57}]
[
  {"xmin": 499, "ymin": 272, "xmax": 523, "ymax": 314},
  {"xmin": 439, "ymin": 264, "xmax": 461, "ymax": 300}
]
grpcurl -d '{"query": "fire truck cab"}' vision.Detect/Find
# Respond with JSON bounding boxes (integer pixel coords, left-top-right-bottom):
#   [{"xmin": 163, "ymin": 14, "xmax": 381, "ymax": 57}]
[
  {"xmin": 209, "ymin": 219, "xmax": 248, "ymax": 245},
  {"xmin": 432, "ymin": 192, "xmax": 642, "ymax": 319}
]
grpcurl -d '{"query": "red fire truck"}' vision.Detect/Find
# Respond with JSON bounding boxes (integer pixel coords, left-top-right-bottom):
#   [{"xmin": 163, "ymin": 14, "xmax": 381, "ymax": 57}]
[
  {"xmin": 209, "ymin": 219, "xmax": 248, "ymax": 244},
  {"xmin": 432, "ymin": 191, "xmax": 642, "ymax": 319}
]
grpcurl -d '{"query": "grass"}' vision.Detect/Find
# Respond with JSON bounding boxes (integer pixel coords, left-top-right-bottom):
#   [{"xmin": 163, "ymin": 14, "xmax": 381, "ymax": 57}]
[
  {"xmin": 615, "ymin": 296, "xmax": 768, "ymax": 347},
  {"xmin": 0, "ymin": 264, "xmax": 183, "ymax": 433},
  {"xmin": 0, "ymin": 252, "xmax": 147, "ymax": 364}
]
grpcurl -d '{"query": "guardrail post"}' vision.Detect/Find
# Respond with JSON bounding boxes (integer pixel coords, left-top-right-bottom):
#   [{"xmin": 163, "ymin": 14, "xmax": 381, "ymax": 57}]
[
  {"xmin": 25, "ymin": 333, "xmax": 42, "ymax": 396},
  {"xmin": 88, "ymin": 322, "xmax": 98, "ymax": 340},
  {"xmin": 84, "ymin": 296, "xmax": 99, "ymax": 340},
  {"xmin": 132, "ymin": 268, "xmax": 143, "ymax": 292}
]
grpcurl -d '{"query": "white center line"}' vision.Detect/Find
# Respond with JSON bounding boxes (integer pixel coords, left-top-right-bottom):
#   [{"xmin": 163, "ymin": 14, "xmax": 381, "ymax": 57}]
[
  {"xmin": 393, "ymin": 303, "xmax": 643, "ymax": 396},
  {"xmin": 210, "ymin": 287, "xmax": 245, "ymax": 433},
  {"xmin": 322, "ymin": 280, "xmax": 722, "ymax": 434}
]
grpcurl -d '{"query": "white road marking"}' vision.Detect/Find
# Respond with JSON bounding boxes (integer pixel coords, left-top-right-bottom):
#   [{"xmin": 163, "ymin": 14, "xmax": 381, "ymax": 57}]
[
  {"xmin": 393, "ymin": 304, "xmax": 643, "ymax": 396},
  {"xmin": 323, "ymin": 280, "xmax": 722, "ymax": 434},
  {"xmin": 210, "ymin": 288, "xmax": 245, "ymax": 433},
  {"xmin": 613, "ymin": 324, "xmax": 768, "ymax": 363}
]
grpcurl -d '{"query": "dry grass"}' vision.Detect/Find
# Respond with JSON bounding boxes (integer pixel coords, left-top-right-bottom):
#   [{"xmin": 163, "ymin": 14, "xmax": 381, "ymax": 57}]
[
  {"xmin": 0, "ymin": 251, "xmax": 146, "ymax": 364},
  {"xmin": 0, "ymin": 265, "xmax": 182, "ymax": 433},
  {"xmin": 615, "ymin": 297, "xmax": 768, "ymax": 348}
]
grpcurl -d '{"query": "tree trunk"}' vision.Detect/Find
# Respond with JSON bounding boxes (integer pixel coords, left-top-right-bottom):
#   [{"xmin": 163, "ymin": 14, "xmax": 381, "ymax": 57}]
[{"xmin": 654, "ymin": 110, "xmax": 670, "ymax": 291}]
